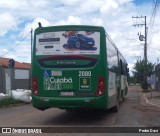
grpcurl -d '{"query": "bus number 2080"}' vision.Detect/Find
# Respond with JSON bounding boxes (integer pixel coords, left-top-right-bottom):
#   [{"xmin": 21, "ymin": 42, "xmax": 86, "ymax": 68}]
[{"xmin": 79, "ymin": 71, "xmax": 91, "ymax": 77}]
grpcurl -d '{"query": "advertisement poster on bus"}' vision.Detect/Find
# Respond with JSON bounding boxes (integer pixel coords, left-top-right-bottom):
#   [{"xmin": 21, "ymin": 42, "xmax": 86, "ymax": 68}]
[{"xmin": 36, "ymin": 31, "xmax": 100, "ymax": 55}]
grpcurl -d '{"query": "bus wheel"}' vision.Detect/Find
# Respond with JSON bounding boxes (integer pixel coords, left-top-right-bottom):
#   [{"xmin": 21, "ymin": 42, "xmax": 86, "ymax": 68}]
[
  {"xmin": 112, "ymin": 94, "xmax": 120, "ymax": 112},
  {"xmin": 121, "ymin": 97, "xmax": 125, "ymax": 102}
]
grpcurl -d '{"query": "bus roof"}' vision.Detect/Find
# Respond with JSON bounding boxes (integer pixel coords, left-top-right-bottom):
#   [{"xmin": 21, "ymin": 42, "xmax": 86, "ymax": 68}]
[{"xmin": 35, "ymin": 25, "xmax": 105, "ymax": 32}]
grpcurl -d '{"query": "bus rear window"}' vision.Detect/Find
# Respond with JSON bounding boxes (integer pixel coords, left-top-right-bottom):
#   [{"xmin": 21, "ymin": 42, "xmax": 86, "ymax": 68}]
[
  {"xmin": 37, "ymin": 55, "xmax": 98, "ymax": 68},
  {"xmin": 36, "ymin": 31, "xmax": 100, "ymax": 56}
]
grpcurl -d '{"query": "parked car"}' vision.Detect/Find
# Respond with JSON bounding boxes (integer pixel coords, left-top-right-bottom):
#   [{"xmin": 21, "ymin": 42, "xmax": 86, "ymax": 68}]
[{"xmin": 67, "ymin": 34, "xmax": 95, "ymax": 49}]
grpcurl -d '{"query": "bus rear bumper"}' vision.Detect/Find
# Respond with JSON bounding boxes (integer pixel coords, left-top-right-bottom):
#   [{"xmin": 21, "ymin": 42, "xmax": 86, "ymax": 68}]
[{"xmin": 32, "ymin": 95, "xmax": 107, "ymax": 110}]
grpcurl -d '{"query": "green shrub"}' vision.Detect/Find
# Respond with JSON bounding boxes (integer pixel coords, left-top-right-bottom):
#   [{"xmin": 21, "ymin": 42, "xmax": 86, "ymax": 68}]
[{"xmin": 0, "ymin": 98, "xmax": 24, "ymax": 108}]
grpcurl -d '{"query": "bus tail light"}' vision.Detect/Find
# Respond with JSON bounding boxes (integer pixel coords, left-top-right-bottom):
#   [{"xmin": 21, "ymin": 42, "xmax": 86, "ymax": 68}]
[
  {"xmin": 32, "ymin": 77, "xmax": 39, "ymax": 96},
  {"xmin": 96, "ymin": 76, "xmax": 105, "ymax": 96}
]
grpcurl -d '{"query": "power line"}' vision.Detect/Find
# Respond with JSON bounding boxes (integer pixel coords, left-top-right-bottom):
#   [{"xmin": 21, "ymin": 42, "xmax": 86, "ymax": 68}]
[
  {"xmin": 0, "ymin": 32, "xmax": 31, "ymax": 57},
  {"xmin": 148, "ymin": 48, "xmax": 157, "ymax": 61},
  {"xmin": 148, "ymin": 0, "xmax": 159, "ymax": 27},
  {"xmin": 146, "ymin": 0, "xmax": 160, "ymax": 64},
  {"xmin": 147, "ymin": 0, "xmax": 160, "ymax": 46}
]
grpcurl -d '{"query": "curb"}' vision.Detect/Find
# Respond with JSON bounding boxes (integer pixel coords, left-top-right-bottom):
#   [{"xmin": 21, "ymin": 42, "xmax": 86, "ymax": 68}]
[
  {"xmin": 0, "ymin": 103, "xmax": 31, "ymax": 109},
  {"xmin": 143, "ymin": 93, "xmax": 160, "ymax": 107}
]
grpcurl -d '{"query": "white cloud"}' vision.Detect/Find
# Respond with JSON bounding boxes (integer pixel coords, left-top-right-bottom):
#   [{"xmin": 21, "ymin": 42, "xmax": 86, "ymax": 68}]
[
  {"xmin": 20, "ymin": 18, "xmax": 50, "ymax": 38},
  {"xmin": 0, "ymin": 0, "xmax": 159, "ymax": 67},
  {"xmin": 75, "ymin": 0, "xmax": 104, "ymax": 14},
  {"xmin": 59, "ymin": 0, "xmax": 81, "ymax": 6},
  {"xmin": 1, "ymin": 42, "xmax": 31, "ymax": 63},
  {"xmin": 117, "ymin": 0, "xmax": 133, "ymax": 5},
  {"xmin": 0, "ymin": 13, "xmax": 17, "ymax": 36},
  {"xmin": 29, "ymin": 0, "xmax": 49, "ymax": 8},
  {"xmin": 90, "ymin": 18, "xmax": 103, "ymax": 26},
  {"xmin": 0, "ymin": 48, "xmax": 9, "ymax": 55},
  {"xmin": 0, "ymin": 0, "xmax": 27, "ymax": 9},
  {"xmin": 128, "ymin": 63, "xmax": 134, "ymax": 69},
  {"xmin": 66, "ymin": 16, "xmax": 81, "ymax": 25},
  {"xmin": 100, "ymin": 0, "xmax": 119, "ymax": 15},
  {"xmin": 54, "ymin": 16, "xmax": 81, "ymax": 25},
  {"xmin": 150, "ymin": 31, "xmax": 160, "ymax": 48}
]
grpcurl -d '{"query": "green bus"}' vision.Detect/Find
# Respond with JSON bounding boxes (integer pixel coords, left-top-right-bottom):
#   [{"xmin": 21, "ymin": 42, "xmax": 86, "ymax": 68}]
[{"xmin": 32, "ymin": 24, "xmax": 128, "ymax": 111}]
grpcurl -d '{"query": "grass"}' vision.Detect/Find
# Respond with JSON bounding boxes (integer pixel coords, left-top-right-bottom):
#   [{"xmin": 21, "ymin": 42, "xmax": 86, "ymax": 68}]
[{"xmin": 0, "ymin": 98, "xmax": 25, "ymax": 108}]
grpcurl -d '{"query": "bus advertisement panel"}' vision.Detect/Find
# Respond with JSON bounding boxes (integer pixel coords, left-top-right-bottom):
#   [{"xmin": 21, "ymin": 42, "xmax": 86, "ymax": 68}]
[{"xmin": 36, "ymin": 31, "xmax": 100, "ymax": 56}]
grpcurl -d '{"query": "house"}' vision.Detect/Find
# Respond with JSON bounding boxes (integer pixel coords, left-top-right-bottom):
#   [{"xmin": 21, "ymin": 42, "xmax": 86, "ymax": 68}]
[
  {"xmin": 0, "ymin": 57, "xmax": 31, "ymax": 69},
  {"xmin": 0, "ymin": 57, "xmax": 31, "ymax": 94},
  {"xmin": 147, "ymin": 74, "xmax": 156, "ymax": 90},
  {"xmin": 155, "ymin": 64, "xmax": 160, "ymax": 91}
]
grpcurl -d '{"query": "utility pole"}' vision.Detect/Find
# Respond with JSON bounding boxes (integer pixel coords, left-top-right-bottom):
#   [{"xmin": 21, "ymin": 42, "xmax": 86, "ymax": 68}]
[
  {"xmin": 157, "ymin": 58, "xmax": 159, "ymax": 65},
  {"xmin": 132, "ymin": 15, "xmax": 147, "ymax": 61},
  {"xmin": 30, "ymin": 28, "xmax": 33, "ymax": 90},
  {"xmin": 31, "ymin": 28, "xmax": 33, "ymax": 65},
  {"xmin": 31, "ymin": 28, "xmax": 33, "ymax": 64}
]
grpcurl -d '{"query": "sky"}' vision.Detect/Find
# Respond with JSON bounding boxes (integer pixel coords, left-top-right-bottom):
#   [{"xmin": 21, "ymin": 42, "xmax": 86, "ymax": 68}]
[{"xmin": 0, "ymin": 0, "xmax": 160, "ymax": 73}]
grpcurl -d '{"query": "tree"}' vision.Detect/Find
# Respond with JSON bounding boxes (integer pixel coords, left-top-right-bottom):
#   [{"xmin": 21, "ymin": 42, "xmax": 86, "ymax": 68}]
[
  {"xmin": 128, "ymin": 76, "xmax": 137, "ymax": 85},
  {"xmin": 132, "ymin": 60, "xmax": 155, "ymax": 89}
]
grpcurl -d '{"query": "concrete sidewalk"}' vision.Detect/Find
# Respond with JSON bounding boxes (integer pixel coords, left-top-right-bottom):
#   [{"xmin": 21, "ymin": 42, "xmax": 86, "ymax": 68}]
[{"xmin": 143, "ymin": 90, "xmax": 160, "ymax": 107}]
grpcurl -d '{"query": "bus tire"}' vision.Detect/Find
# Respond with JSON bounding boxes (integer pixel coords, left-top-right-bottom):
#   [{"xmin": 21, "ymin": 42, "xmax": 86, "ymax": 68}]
[
  {"xmin": 112, "ymin": 93, "xmax": 120, "ymax": 112},
  {"xmin": 121, "ymin": 97, "xmax": 124, "ymax": 102}
]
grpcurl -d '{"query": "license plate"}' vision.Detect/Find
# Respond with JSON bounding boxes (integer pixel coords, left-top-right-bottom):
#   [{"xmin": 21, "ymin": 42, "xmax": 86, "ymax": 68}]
[{"xmin": 60, "ymin": 92, "xmax": 74, "ymax": 96}]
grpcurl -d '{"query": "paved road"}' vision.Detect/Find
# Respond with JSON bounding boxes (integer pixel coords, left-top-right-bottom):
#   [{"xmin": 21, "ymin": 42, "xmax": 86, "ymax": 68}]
[{"xmin": 0, "ymin": 86, "xmax": 160, "ymax": 135}]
